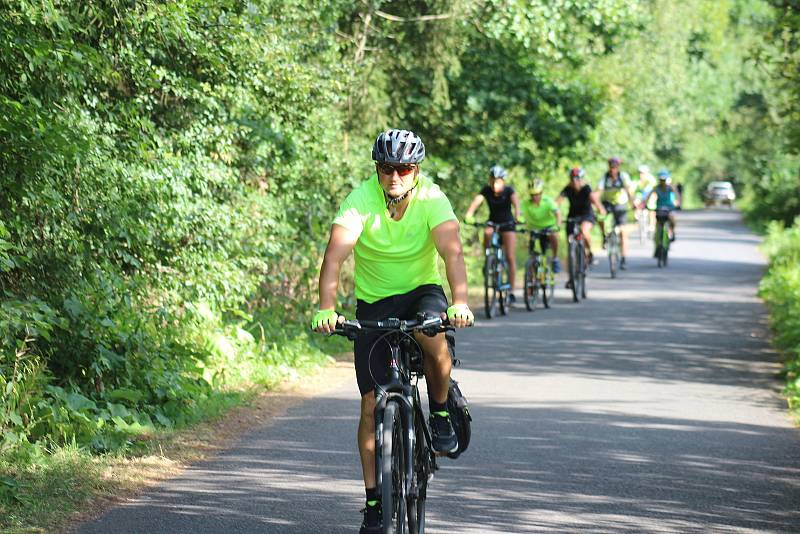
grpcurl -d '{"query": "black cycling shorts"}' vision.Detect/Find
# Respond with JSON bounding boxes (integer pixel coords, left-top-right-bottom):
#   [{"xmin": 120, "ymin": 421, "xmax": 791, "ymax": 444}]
[
  {"xmin": 354, "ymin": 284, "xmax": 448, "ymax": 396},
  {"xmin": 602, "ymin": 202, "xmax": 628, "ymax": 226},
  {"xmin": 566, "ymin": 214, "xmax": 595, "ymax": 236}
]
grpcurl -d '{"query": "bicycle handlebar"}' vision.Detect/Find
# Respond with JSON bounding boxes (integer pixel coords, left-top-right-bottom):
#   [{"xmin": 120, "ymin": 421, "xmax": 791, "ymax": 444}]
[
  {"xmin": 333, "ymin": 314, "xmax": 452, "ymax": 341},
  {"xmin": 469, "ymin": 221, "xmax": 518, "ymax": 230}
]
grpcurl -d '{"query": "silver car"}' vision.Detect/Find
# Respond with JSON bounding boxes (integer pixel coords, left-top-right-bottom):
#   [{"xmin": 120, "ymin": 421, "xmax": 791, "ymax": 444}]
[{"xmin": 704, "ymin": 181, "xmax": 736, "ymax": 207}]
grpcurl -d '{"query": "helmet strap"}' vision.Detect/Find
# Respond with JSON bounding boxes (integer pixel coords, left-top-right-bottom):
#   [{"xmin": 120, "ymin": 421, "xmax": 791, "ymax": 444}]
[{"xmin": 385, "ymin": 179, "xmax": 418, "ymax": 218}]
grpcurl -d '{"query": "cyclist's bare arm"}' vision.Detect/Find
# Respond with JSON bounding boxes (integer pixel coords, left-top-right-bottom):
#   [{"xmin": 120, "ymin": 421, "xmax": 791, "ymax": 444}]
[
  {"xmin": 464, "ymin": 194, "xmax": 485, "ymax": 219},
  {"xmin": 316, "ymin": 224, "xmax": 358, "ymax": 333},
  {"xmin": 431, "ymin": 220, "xmax": 470, "ymax": 328},
  {"xmin": 643, "ymin": 189, "xmax": 654, "ymax": 207},
  {"xmin": 590, "ymin": 191, "xmax": 607, "ymax": 216},
  {"xmin": 672, "ymin": 185, "xmax": 682, "ymax": 207},
  {"xmin": 626, "ymin": 186, "xmax": 637, "ymax": 210},
  {"xmin": 511, "ymin": 191, "xmax": 521, "ymax": 221}
]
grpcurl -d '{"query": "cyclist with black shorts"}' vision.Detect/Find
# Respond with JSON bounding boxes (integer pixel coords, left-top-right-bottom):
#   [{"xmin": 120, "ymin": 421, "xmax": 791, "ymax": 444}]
[
  {"xmin": 556, "ymin": 166, "xmax": 607, "ymax": 268},
  {"xmin": 597, "ymin": 156, "xmax": 636, "ymax": 269},
  {"xmin": 311, "ymin": 129, "xmax": 474, "ymax": 534},
  {"xmin": 464, "ymin": 165, "xmax": 521, "ymax": 301}
]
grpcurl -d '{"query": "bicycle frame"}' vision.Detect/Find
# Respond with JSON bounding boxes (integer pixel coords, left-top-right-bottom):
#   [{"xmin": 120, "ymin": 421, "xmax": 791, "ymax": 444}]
[
  {"xmin": 373, "ymin": 335, "xmax": 430, "ymax": 500},
  {"xmin": 524, "ymin": 228, "xmax": 556, "ymax": 310},
  {"xmin": 654, "ymin": 208, "xmax": 672, "ymax": 267},
  {"xmin": 473, "ymin": 221, "xmax": 515, "ymax": 318},
  {"xmin": 566, "ymin": 218, "xmax": 588, "ymax": 302},
  {"xmin": 335, "ymin": 315, "xmax": 451, "ymax": 533}
]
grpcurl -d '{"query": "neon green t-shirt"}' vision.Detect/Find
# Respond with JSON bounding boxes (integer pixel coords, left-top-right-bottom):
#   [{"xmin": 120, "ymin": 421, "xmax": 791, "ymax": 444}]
[
  {"xmin": 521, "ymin": 196, "xmax": 558, "ymax": 229},
  {"xmin": 333, "ymin": 174, "xmax": 457, "ymax": 304}
]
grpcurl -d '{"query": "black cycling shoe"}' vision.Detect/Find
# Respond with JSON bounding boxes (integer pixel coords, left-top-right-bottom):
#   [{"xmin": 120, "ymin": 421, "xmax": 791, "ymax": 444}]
[
  {"xmin": 359, "ymin": 503, "xmax": 382, "ymax": 534},
  {"xmin": 620, "ymin": 257, "xmax": 627, "ymax": 270},
  {"xmin": 508, "ymin": 293, "xmax": 517, "ymax": 304},
  {"xmin": 429, "ymin": 413, "xmax": 458, "ymax": 454}
]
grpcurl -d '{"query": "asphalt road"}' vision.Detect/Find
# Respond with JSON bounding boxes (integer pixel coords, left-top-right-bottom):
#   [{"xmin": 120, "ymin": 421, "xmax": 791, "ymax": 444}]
[{"xmin": 79, "ymin": 209, "xmax": 800, "ymax": 534}]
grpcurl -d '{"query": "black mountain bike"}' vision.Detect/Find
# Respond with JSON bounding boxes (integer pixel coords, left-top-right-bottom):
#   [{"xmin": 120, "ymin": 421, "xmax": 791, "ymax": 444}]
[
  {"xmin": 472, "ymin": 221, "xmax": 515, "ymax": 318},
  {"xmin": 523, "ymin": 227, "xmax": 556, "ymax": 311},
  {"xmin": 335, "ymin": 314, "xmax": 454, "ymax": 534},
  {"xmin": 653, "ymin": 207, "xmax": 673, "ymax": 268},
  {"xmin": 566, "ymin": 217, "xmax": 588, "ymax": 302}
]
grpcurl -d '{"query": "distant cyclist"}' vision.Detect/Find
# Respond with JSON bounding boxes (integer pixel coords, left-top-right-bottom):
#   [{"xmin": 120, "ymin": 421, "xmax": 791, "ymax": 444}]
[
  {"xmin": 556, "ymin": 166, "xmax": 607, "ymax": 268},
  {"xmin": 596, "ymin": 156, "xmax": 636, "ymax": 270},
  {"xmin": 311, "ymin": 129, "xmax": 474, "ymax": 534},
  {"xmin": 520, "ymin": 179, "xmax": 562, "ymax": 273},
  {"xmin": 464, "ymin": 165, "xmax": 521, "ymax": 301},
  {"xmin": 644, "ymin": 169, "xmax": 681, "ymax": 241}
]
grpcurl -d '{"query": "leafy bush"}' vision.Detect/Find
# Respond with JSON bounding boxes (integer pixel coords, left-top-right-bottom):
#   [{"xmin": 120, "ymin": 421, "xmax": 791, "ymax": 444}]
[{"xmin": 759, "ymin": 219, "xmax": 800, "ymax": 413}]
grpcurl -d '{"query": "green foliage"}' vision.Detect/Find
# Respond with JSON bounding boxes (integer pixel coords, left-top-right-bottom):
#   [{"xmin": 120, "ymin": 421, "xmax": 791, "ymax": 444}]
[
  {"xmin": 759, "ymin": 219, "xmax": 800, "ymax": 414},
  {"xmin": 0, "ymin": 0, "xmax": 347, "ymax": 455}
]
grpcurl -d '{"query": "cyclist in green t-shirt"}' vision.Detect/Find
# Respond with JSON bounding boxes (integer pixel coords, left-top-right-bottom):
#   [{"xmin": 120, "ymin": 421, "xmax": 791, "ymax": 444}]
[
  {"xmin": 520, "ymin": 179, "xmax": 562, "ymax": 273},
  {"xmin": 311, "ymin": 129, "xmax": 474, "ymax": 534}
]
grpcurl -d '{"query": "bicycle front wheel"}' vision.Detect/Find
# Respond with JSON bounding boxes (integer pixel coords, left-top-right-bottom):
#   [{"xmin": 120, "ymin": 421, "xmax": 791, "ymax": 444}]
[
  {"xmin": 639, "ymin": 212, "xmax": 647, "ymax": 244},
  {"xmin": 578, "ymin": 244, "xmax": 587, "ymax": 300},
  {"xmin": 498, "ymin": 259, "xmax": 510, "ymax": 316},
  {"xmin": 608, "ymin": 232, "xmax": 619, "ymax": 279},
  {"xmin": 541, "ymin": 262, "xmax": 550, "ymax": 309},
  {"xmin": 523, "ymin": 257, "xmax": 538, "ymax": 311},
  {"xmin": 407, "ymin": 408, "xmax": 429, "ymax": 534},
  {"xmin": 484, "ymin": 256, "xmax": 498, "ymax": 319},
  {"xmin": 568, "ymin": 240, "xmax": 579, "ymax": 303},
  {"xmin": 380, "ymin": 402, "xmax": 407, "ymax": 534}
]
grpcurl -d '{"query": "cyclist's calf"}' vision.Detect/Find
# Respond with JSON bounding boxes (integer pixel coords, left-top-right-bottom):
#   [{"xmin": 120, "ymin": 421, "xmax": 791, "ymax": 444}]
[{"xmin": 416, "ymin": 332, "xmax": 452, "ymax": 405}]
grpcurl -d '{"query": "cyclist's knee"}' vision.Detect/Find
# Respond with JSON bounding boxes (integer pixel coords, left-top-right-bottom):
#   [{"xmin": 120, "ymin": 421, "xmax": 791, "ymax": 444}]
[
  {"xmin": 360, "ymin": 392, "xmax": 376, "ymax": 421},
  {"xmin": 422, "ymin": 334, "xmax": 449, "ymax": 362}
]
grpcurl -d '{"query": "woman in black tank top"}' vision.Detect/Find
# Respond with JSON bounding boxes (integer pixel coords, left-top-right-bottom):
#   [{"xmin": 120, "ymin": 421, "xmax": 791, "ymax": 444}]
[
  {"xmin": 464, "ymin": 166, "xmax": 521, "ymax": 301},
  {"xmin": 556, "ymin": 166, "xmax": 606, "ymax": 265}
]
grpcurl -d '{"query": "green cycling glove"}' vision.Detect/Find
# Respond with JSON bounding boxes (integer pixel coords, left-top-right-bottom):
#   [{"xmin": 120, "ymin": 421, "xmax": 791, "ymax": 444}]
[
  {"xmin": 311, "ymin": 309, "xmax": 339, "ymax": 330},
  {"xmin": 464, "ymin": 215, "xmax": 475, "ymax": 225},
  {"xmin": 446, "ymin": 304, "xmax": 474, "ymax": 325}
]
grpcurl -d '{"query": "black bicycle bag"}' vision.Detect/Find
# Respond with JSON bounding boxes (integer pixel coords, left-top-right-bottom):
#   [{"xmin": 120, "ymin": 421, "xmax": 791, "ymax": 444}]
[{"xmin": 446, "ymin": 378, "xmax": 472, "ymax": 459}]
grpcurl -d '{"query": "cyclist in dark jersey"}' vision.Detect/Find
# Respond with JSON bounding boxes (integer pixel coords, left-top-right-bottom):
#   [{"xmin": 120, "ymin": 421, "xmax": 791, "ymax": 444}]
[
  {"xmin": 556, "ymin": 166, "xmax": 607, "ymax": 266},
  {"xmin": 464, "ymin": 165, "xmax": 521, "ymax": 301}
]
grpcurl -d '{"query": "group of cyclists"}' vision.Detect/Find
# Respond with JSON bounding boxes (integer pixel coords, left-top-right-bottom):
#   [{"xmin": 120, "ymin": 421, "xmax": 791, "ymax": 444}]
[
  {"xmin": 464, "ymin": 157, "xmax": 682, "ymax": 290},
  {"xmin": 310, "ymin": 129, "xmax": 681, "ymax": 533}
]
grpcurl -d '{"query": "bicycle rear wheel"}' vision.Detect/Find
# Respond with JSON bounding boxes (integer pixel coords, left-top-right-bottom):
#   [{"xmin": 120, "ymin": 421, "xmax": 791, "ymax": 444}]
[
  {"xmin": 483, "ymin": 256, "xmax": 498, "ymax": 319},
  {"xmin": 523, "ymin": 257, "xmax": 538, "ymax": 311},
  {"xmin": 568, "ymin": 240, "xmax": 579, "ymax": 303},
  {"xmin": 380, "ymin": 402, "xmax": 407, "ymax": 534}
]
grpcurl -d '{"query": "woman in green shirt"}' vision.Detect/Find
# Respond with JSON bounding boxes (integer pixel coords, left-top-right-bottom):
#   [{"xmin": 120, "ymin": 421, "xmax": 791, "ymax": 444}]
[{"xmin": 520, "ymin": 179, "xmax": 562, "ymax": 272}]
